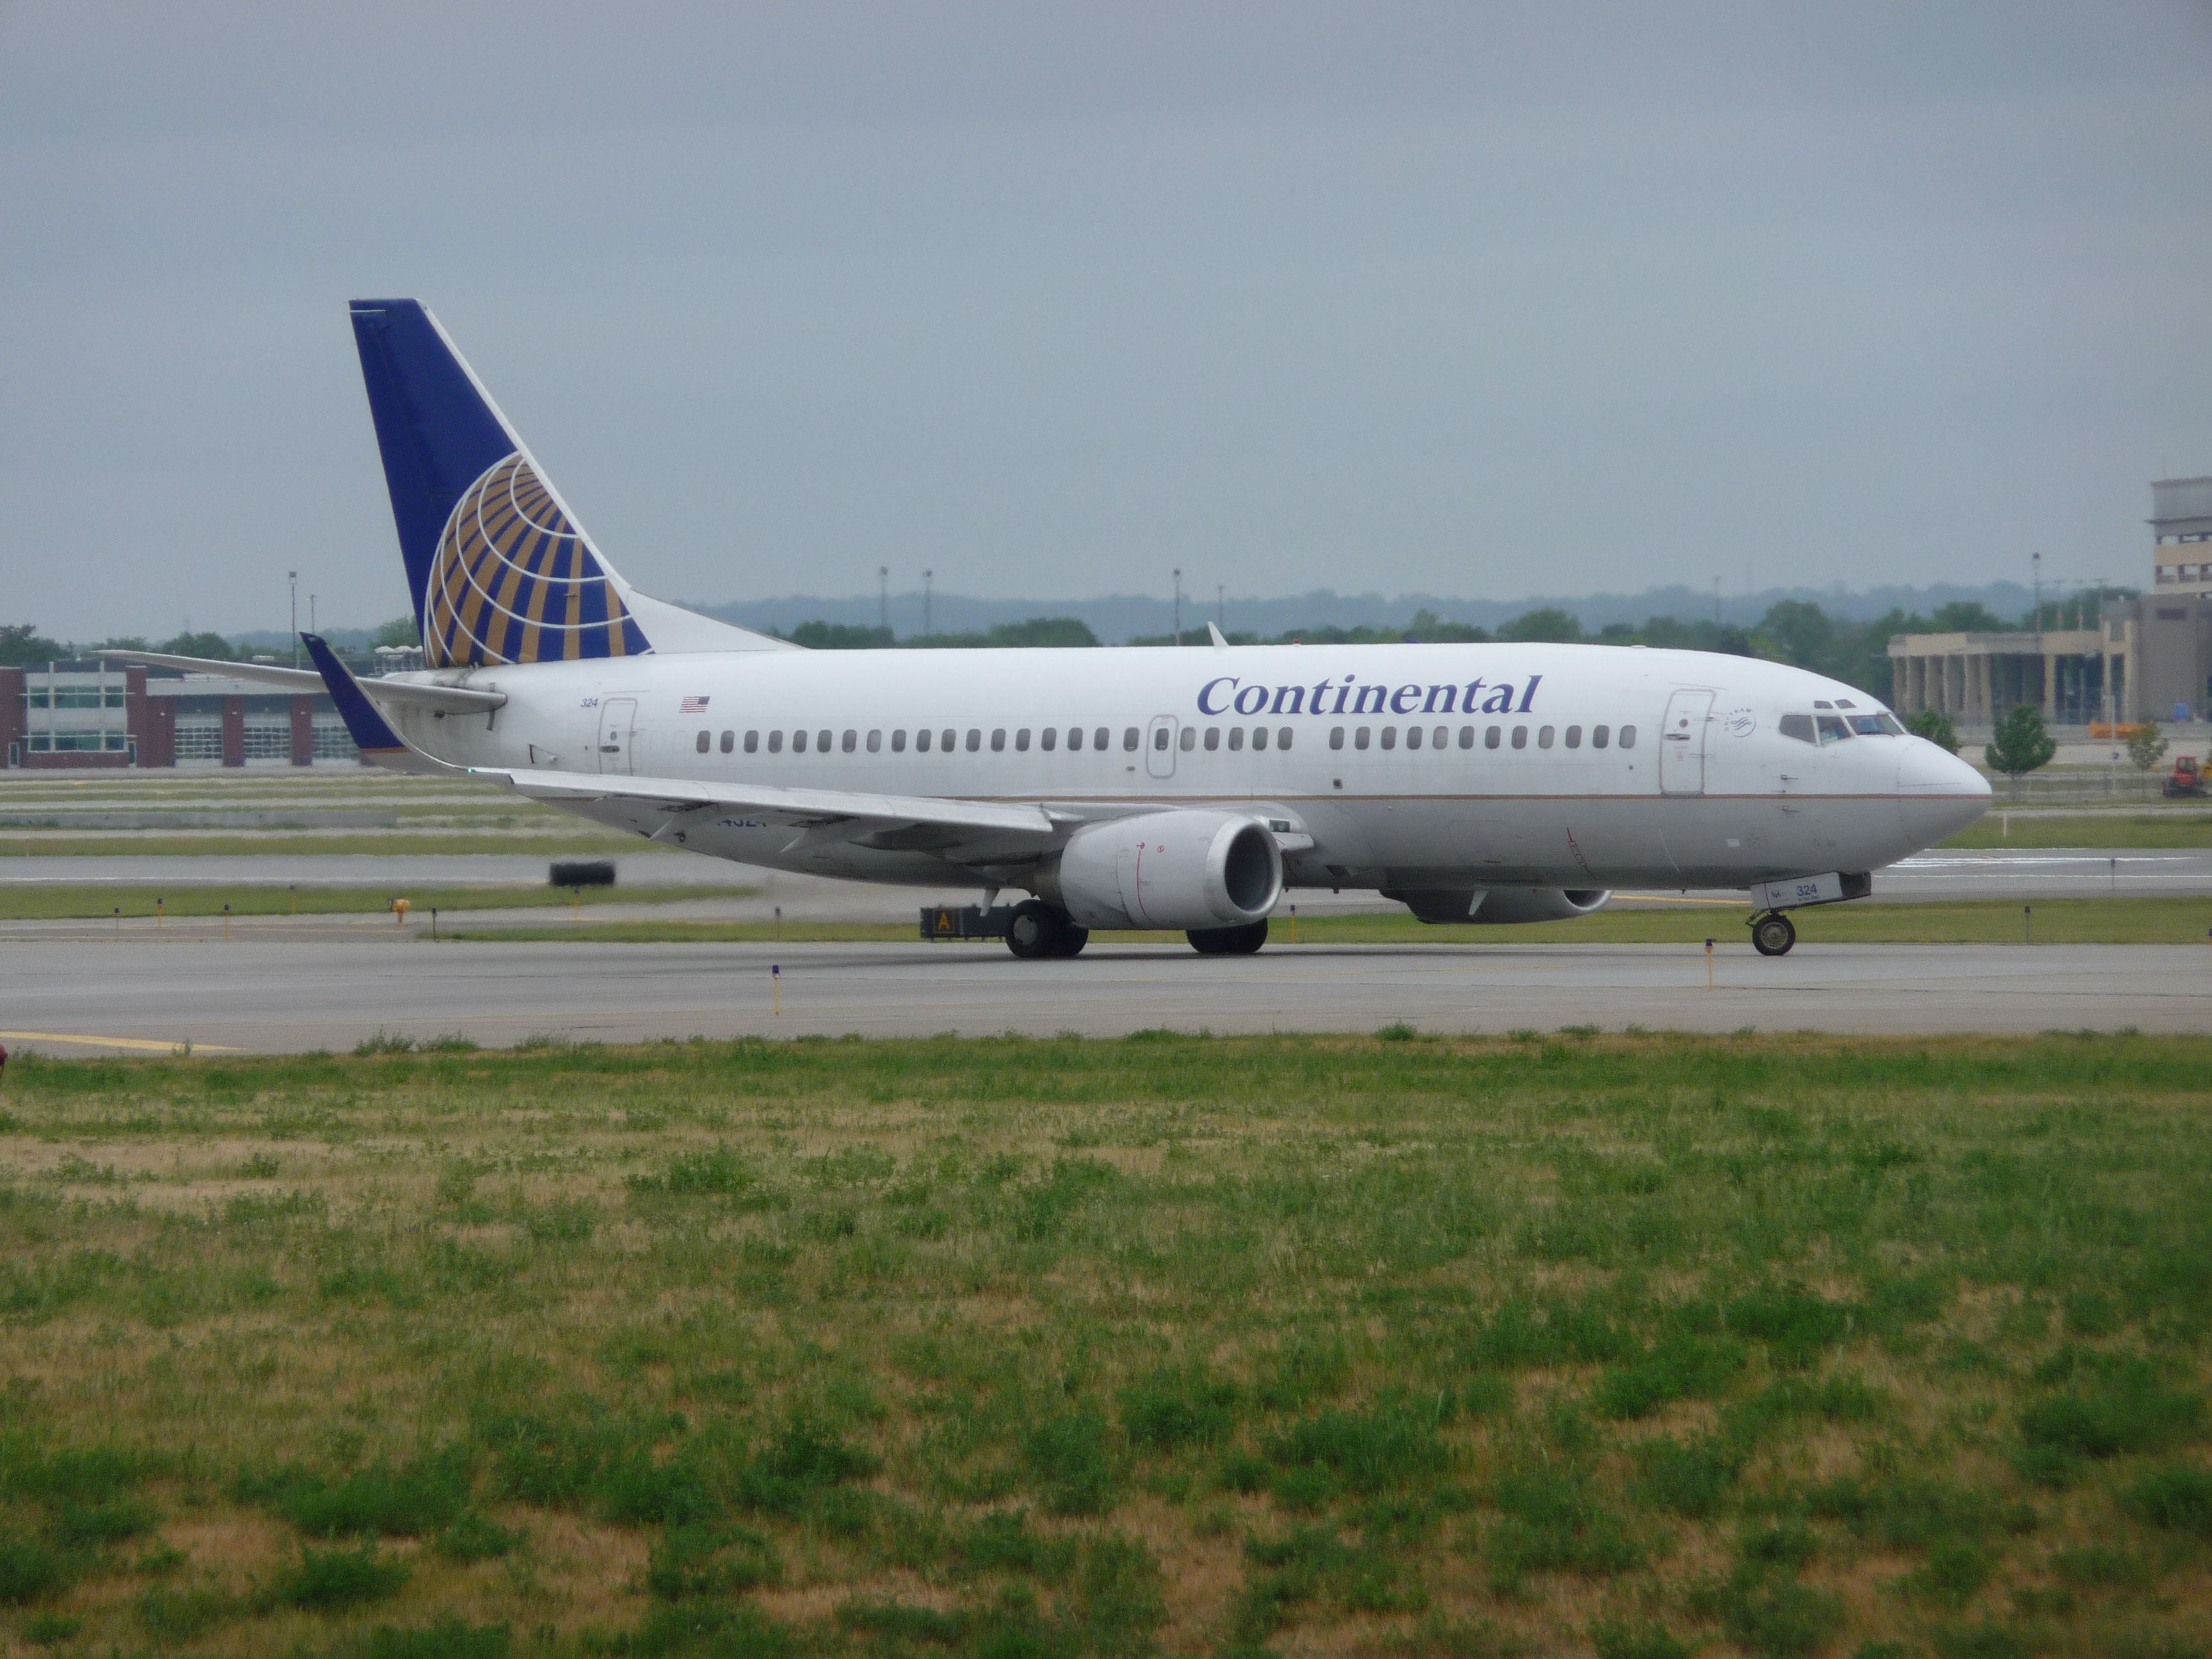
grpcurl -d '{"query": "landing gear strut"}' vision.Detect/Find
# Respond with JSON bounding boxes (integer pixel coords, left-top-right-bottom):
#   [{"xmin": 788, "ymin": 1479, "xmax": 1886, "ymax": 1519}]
[
  {"xmin": 1749, "ymin": 911, "xmax": 1797, "ymax": 958},
  {"xmin": 1006, "ymin": 900, "xmax": 1089, "ymax": 959},
  {"xmin": 1188, "ymin": 919, "xmax": 1269, "ymax": 956}
]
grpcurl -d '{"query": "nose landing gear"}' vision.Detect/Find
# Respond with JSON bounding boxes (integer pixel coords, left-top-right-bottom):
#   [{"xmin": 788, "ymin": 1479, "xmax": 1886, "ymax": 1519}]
[{"xmin": 1749, "ymin": 911, "xmax": 1797, "ymax": 957}]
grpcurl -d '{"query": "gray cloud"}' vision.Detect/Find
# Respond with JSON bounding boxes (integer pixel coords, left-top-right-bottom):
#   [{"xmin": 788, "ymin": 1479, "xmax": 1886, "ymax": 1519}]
[{"xmin": 3, "ymin": 1, "xmax": 2208, "ymax": 637}]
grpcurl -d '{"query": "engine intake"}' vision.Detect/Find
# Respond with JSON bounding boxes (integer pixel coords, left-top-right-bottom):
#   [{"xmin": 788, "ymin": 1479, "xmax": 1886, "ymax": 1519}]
[
  {"xmin": 1044, "ymin": 810, "xmax": 1284, "ymax": 931},
  {"xmin": 1384, "ymin": 886, "xmax": 1612, "ymax": 925}
]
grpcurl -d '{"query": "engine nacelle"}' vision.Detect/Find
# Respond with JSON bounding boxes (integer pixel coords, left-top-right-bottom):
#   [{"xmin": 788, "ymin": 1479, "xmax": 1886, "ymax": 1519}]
[
  {"xmin": 1043, "ymin": 810, "xmax": 1284, "ymax": 931},
  {"xmin": 1384, "ymin": 886, "xmax": 1612, "ymax": 925}
]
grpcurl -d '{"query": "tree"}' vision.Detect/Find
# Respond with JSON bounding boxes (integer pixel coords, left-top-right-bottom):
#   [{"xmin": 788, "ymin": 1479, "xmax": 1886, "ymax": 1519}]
[
  {"xmin": 160, "ymin": 630, "xmax": 236, "ymax": 661},
  {"xmin": 1985, "ymin": 704, "xmax": 2056, "ymax": 784},
  {"xmin": 1906, "ymin": 707, "xmax": 1959, "ymax": 753},
  {"xmin": 2126, "ymin": 719, "xmax": 2168, "ymax": 776},
  {"xmin": 0, "ymin": 624, "xmax": 67, "ymax": 666},
  {"xmin": 788, "ymin": 621, "xmax": 892, "ymax": 649},
  {"xmin": 1497, "ymin": 606, "xmax": 1583, "ymax": 644},
  {"xmin": 373, "ymin": 616, "xmax": 421, "ymax": 650}
]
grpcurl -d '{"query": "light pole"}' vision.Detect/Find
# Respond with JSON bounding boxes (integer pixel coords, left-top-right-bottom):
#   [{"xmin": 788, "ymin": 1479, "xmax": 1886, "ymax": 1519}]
[
  {"xmin": 922, "ymin": 570, "xmax": 933, "ymax": 639},
  {"xmin": 1217, "ymin": 584, "xmax": 1224, "ymax": 632},
  {"xmin": 1173, "ymin": 568, "xmax": 1183, "ymax": 647},
  {"xmin": 289, "ymin": 571, "xmax": 299, "ymax": 669},
  {"xmin": 879, "ymin": 566, "xmax": 889, "ymax": 639}
]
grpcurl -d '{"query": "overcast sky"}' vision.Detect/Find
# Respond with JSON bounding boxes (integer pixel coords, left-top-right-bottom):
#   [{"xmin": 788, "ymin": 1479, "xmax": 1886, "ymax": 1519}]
[{"xmin": 4, "ymin": 2, "xmax": 2209, "ymax": 639}]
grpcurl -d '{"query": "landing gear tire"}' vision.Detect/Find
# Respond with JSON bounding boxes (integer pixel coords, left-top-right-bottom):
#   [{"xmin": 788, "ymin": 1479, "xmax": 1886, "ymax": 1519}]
[
  {"xmin": 1751, "ymin": 911, "xmax": 1797, "ymax": 958},
  {"xmin": 1188, "ymin": 919, "xmax": 1269, "ymax": 956},
  {"xmin": 1007, "ymin": 901, "xmax": 1087, "ymax": 960}
]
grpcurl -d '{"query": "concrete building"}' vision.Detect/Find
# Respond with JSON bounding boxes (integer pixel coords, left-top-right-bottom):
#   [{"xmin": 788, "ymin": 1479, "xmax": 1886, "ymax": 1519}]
[
  {"xmin": 2, "ymin": 661, "xmax": 360, "ymax": 769},
  {"xmin": 1890, "ymin": 477, "xmax": 2212, "ymax": 726}
]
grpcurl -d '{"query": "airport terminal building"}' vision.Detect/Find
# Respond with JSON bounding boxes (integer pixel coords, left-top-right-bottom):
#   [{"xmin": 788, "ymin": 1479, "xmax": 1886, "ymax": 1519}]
[
  {"xmin": 1, "ymin": 662, "xmax": 360, "ymax": 769},
  {"xmin": 1889, "ymin": 477, "xmax": 2212, "ymax": 727}
]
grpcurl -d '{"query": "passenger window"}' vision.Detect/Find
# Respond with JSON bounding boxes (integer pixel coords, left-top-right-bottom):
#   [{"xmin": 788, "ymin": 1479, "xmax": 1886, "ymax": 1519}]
[
  {"xmin": 842, "ymin": 730, "xmax": 857, "ymax": 753},
  {"xmin": 1354, "ymin": 727, "xmax": 1370, "ymax": 750},
  {"xmin": 991, "ymin": 729, "xmax": 1006, "ymax": 752},
  {"xmin": 1485, "ymin": 726, "xmax": 1502, "ymax": 749},
  {"xmin": 967, "ymin": 730, "xmax": 982, "ymax": 752},
  {"xmin": 1380, "ymin": 726, "xmax": 1397, "ymax": 750},
  {"xmin": 1537, "ymin": 726, "xmax": 1554, "ymax": 749},
  {"xmin": 867, "ymin": 730, "xmax": 881, "ymax": 752},
  {"xmin": 1458, "ymin": 726, "xmax": 1474, "ymax": 748},
  {"xmin": 1123, "ymin": 727, "xmax": 1139, "ymax": 751},
  {"xmin": 720, "ymin": 730, "xmax": 734, "ymax": 754},
  {"xmin": 1432, "ymin": 725, "xmax": 1447, "ymax": 749},
  {"xmin": 1406, "ymin": 726, "xmax": 1422, "ymax": 749},
  {"xmin": 769, "ymin": 730, "xmax": 785, "ymax": 753},
  {"xmin": 744, "ymin": 730, "xmax": 758, "ymax": 753},
  {"xmin": 1329, "ymin": 727, "xmax": 1345, "ymax": 749},
  {"xmin": 1253, "ymin": 726, "xmax": 1268, "ymax": 751},
  {"xmin": 1066, "ymin": 727, "xmax": 1081, "ymax": 750},
  {"xmin": 943, "ymin": 729, "xmax": 956, "ymax": 752},
  {"xmin": 892, "ymin": 729, "xmax": 908, "ymax": 752},
  {"xmin": 1592, "ymin": 725, "xmax": 1610, "ymax": 749},
  {"xmin": 1018, "ymin": 729, "xmax": 1031, "ymax": 751},
  {"xmin": 793, "ymin": 730, "xmax": 807, "ymax": 753},
  {"xmin": 819, "ymin": 729, "xmax": 831, "ymax": 752},
  {"xmin": 1041, "ymin": 728, "xmax": 1057, "ymax": 751},
  {"xmin": 1278, "ymin": 727, "xmax": 1293, "ymax": 750},
  {"xmin": 1815, "ymin": 714, "xmax": 1852, "ymax": 744},
  {"xmin": 1096, "ymin": 728, "xmax": 1110, "ymax": 751},
  {"xmin": 916, "ymin": 728, "xmax": 931, "ymax": 753},
  {"xmin": 1205, "ymin": 728, "xmax": 1221, "ymax": 751},
  {"xmin": 1178, "ymin": 726, "xmax": 1194, "ymax": 751},
  {"xmin": 1619, "ymin": 726, "xmax": 1637, "ymax": 749},
  {"xmin": 1229, "ymin": 728, "xmax": 1245, "ymax": 751},
  {"xmin": 695, "ymin": 730, "xmax": 710, "ymax": 753},
  {"xmin": 1564, "ymin": 725, "xmax": 1581, "ymax": 749}
]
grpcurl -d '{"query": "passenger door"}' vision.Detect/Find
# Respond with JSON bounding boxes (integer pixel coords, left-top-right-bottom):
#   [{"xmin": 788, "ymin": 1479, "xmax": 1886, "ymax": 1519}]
[
  {"xmin": 596, "ymin": 698, "xmax": 638, "ymax": 774},
  {"xmin": 1658, "ymin": 689, "xmax": 1713, "ymax": 796},
  {"xmin": 1146, "ymin": 714, "xmax": 1178, "ymax": 780}
]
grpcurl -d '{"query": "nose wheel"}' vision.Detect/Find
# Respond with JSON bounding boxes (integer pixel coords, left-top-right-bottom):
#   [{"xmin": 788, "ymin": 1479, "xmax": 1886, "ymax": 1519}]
[{"xmin": 1750, "ymin": 911, "xmax": 1797, "ymax": 957}]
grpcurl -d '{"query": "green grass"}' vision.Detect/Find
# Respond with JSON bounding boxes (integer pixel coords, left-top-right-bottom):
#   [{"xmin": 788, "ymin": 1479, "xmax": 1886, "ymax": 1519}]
[
  {"xmin": 0, "ymin": 883, "xmax": 755, "ymax": 922},
  {"xmin": 0, "ymin": 1032, "xmax": 2208, "ymax": 1655},
  {"xmin": 0, "ymin": 831, "xmax": 635, "ymax": 858},
  {"xmin": 445, "ymin": 894, "xmax": 2212, "ymax": 947},
  {"xmin": 1941, "ymin": 810, "xmax": 2212, "ymax": 849}
]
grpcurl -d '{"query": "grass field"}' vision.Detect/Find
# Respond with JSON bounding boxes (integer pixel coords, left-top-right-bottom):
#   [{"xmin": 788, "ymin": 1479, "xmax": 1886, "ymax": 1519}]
[
  {"xmin": 0, "ymin": 885, "xmax": 757, "ymax": 923},
  {"xmin": 445, "ymin": 895, "xmax": 2212, "ymax": 949},
  {"xmin": 1940, "ymin": 813, "xmax": 2212, "ymax": 850},
  {"xmin": 0, "ymin": 1034, "xmax": 2206, "ymax": 1658},
  {"xmin": 0, "ymin": 831, "xmax": 636, "ymax": 858}
]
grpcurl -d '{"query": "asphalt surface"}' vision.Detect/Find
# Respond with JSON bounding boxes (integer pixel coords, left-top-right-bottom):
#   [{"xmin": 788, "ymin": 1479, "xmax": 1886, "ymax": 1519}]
[
  {"xmin": 7, "ymin": 847, "xmax": 2212, "ymax": 910},
  {"xmin": 3, "ymin": 938, "xmax": 2204, "ymax": 1052}
]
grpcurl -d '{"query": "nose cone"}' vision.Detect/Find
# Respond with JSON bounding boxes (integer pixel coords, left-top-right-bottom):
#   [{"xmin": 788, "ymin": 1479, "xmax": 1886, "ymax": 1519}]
[{"xmin": 1896, "ymin": 738, "xmax": 1991, "ymax": 844}]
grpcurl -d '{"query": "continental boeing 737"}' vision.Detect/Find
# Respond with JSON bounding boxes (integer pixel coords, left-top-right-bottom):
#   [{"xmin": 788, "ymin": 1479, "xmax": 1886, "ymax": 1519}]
[{"xmin": 118, "ymin": 300, "xmax": 1991, "ymax": 959}]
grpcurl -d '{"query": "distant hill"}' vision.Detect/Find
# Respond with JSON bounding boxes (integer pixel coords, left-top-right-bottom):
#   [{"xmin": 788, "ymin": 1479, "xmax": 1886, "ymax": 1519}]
[{"xmin": 691, "ymin": 581, "xmax": 2042, "ymax": 646}]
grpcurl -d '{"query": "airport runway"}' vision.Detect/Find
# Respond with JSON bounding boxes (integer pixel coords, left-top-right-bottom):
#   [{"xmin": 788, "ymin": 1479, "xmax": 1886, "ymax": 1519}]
[
  {"xmin": 3, "ymin": 938, "xmax": 2204, "ymax": 1052},
  {"xmin": 7, "ymin": 846, "xmax": 2211, "ymax": 912}
]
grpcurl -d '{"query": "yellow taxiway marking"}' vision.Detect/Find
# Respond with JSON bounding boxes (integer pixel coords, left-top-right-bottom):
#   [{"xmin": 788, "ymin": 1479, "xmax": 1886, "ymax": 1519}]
[{"xmin": 0, "ymin": 1030, "xmax": 239, "ymax": 1054}]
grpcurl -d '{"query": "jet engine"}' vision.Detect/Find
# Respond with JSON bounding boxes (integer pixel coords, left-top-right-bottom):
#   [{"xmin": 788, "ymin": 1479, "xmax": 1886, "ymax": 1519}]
[
  {"xmin": 1041, "ymin": 810, "xmax": 1284, "ymax": 931},
  {"xmin": 1384, "ymin": 887, "xmax": 1612, "ymax": 925}
]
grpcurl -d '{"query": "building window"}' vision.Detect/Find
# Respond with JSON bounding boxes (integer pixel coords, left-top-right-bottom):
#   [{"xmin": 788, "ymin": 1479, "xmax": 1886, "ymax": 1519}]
[
  {"xmin": 243, "ymin": 723, "xmax": 291, "ymax": 760},
  {"xmin": 311, "ymin": 719, "xmax": 357, "ymax": 760},
  {"xmin": 176, "ymin": 722, "xmax": 223, "ymax": 760}
]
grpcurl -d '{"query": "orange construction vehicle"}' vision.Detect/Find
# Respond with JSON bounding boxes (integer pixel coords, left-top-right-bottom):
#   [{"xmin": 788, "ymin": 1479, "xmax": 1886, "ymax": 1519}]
[{"xmin": 2166, "ymin": 756, "xmax": 2207, "ymax": 799}]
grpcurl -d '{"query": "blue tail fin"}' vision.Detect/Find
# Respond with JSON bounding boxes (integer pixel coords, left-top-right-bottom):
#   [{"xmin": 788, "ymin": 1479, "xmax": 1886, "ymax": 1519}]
[
  {"xmin": 300, "ymin": 633, "xmax": 408, "ymax": 758},
  {"xmin": 349, "ymin": 300, "xmax": 652, "ymax": 668}
]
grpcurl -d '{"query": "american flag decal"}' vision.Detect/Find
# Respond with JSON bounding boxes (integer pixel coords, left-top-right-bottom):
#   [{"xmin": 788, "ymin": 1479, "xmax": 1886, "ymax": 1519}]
[{"xmin": 681, "ymin": 695, "xmax": 710, "ymax": 713}]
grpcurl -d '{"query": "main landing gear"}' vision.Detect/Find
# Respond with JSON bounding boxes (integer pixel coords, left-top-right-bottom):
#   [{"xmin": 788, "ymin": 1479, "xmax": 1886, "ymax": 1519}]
[
  {"xmin": 1749, "ymin": 911, "xmax": 1797, "ymax": 958},
  {"xmin": 1006, "ymin": 900, "xmax": 1089, "ymax": 960},
  {"xmin": 1189, "ymin": 920, "xmax": 1269, "ymax": 956}
]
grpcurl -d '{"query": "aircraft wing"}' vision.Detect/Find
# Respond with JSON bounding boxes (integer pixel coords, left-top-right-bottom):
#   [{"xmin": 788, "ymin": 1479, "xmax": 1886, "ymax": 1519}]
[
  {"xmin": 479, "ymin": 765, "xmax": 1066, "ymax": 847},
  {"xmin": 102, "ymin": 648, "xmax": 505, "ymax": 715}
]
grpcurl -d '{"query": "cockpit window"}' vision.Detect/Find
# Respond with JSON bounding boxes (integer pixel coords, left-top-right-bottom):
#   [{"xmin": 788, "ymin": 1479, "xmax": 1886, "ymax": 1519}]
[
  {"xmin": 1813, "ymin": 700, "xmax": 1834, "ymax": 710},
  {"xmin": 1847, "ymin": 714, "xmax": 1889, "ymax": 735},
  {"xmin": 1778, "ymin": 714, "xmax": 1816, "ymax": 744},
  {"xmin": 1876, "ymin": 712, "xmax": 1905, "ymax": 735},
  {"xmin": 1815, "ymin": 714, "xmax": 1852, "ymax": 744},
  {"xmin": 1834, "ymin": 698, "xmax": 1856, "ymax": 709}
]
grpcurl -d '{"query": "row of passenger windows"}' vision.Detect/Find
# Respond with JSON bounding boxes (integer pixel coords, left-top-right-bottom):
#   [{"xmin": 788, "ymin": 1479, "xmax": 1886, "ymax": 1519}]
[
  {"xmin": 691, "ymin": 721, "xmax": 1636, "ymax": 755},
  {"xmin": 698, "ymin": 726, "xmax": 1144, "ymax": 755}
]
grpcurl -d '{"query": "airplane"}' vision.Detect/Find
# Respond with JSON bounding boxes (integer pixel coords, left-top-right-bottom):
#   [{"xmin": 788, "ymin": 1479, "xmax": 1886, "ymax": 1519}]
[{"xmin": 116, "ymin": 299, "xmax": 1991, "ymax": 960}]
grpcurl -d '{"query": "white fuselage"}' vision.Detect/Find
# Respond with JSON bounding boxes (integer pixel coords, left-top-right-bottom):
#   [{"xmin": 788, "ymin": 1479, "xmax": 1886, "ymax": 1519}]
[{"xmin": 382, "ymin": 641, "xmax": 1990, "ymax": 895}]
